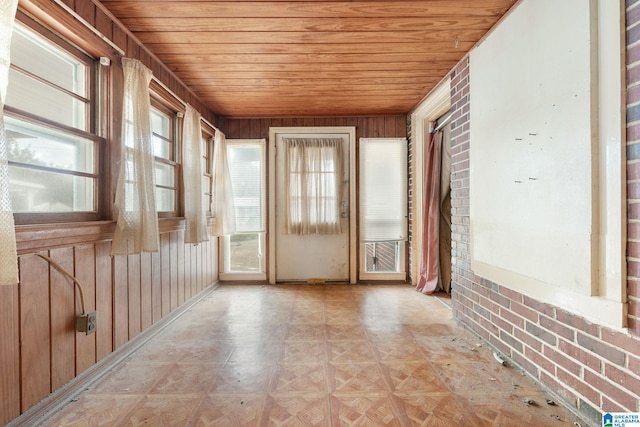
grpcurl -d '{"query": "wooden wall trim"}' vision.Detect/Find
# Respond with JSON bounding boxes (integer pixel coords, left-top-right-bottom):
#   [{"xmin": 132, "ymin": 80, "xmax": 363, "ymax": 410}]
[{"xmin": 15, "ymin": 219, "xmax": 193, "ymax": 253}]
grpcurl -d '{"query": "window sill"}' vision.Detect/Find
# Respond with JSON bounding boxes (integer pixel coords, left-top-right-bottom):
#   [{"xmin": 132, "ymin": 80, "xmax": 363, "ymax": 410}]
[{"xmin": 16, "ymin": 217, "xmax": 192, "ymax": 253}]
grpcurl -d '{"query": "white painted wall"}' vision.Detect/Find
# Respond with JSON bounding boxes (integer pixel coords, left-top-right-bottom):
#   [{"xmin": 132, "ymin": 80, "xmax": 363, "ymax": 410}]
[{"xmin": 469, "ymin": 0, "xmax": 625, "ymax": 328}]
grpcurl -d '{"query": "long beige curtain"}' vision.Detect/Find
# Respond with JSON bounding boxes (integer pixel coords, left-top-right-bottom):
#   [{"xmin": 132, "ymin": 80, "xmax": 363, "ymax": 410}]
[
  {"xmin": 182, "ymin": 104, "xmax": 208, "ymax": 244},
  {"xmin": 284, "ymin": 138, "xmax": 343, "ymax": 235},
  {"xmin": 211, "ymin": 130, "xmax": 236, "ymax": 236},
  {"xmin": 112, "ymin": 58, "xmax": 159, "ymax": 255},
  {"xmin": 0, "ymin": 0, "xmax": 19, "ymax": 285}
]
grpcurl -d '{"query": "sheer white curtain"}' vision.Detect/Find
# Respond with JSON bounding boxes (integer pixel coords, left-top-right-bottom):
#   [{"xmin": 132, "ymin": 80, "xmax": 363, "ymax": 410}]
[
  {"xmin": 182, "ymin": 104, "xmax": 208, "ymax": 243},
  {"xmin": 0, "ymin": 0, "xmax": 19, "ymax": 285},
  {"xmin": 111, "ymin": 58, "xmax": 159, "ymax": 255},
  {"xmin": 284, "ymin": 138, "xmax": 343, "ymax": 235},
  {"xmin": 211, "ymin": 130, "xmax": 236, "ymax": 236}
]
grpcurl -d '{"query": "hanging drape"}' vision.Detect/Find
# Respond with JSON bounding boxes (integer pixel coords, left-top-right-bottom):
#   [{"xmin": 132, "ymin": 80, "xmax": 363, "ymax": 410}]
[
  {"xmin": 182, "ymin": 104, "xmax": 208, "ymax": 244},
  {"xmin": 0, "ymin": 0, "xmax": 19, "ymax": 285},
  {"xmin": 211, "ymin": 130, "xmax": 236, "ymax": 236},
  {"xmin": 284, "ymin": 138, "xmax": 343, "ymax": 235},
  {"xmin": 111, "ymin": 58, "xmax": 159, "ymax": 255},
  {"xmin": 417, "ymin": 130, "xmax": 443, "ymax": 294}
]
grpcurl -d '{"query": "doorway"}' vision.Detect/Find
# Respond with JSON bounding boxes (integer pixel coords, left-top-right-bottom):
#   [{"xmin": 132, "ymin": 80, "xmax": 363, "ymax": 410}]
[{"xmin": 268, "ymin": 127, "xmax": 356, "ymax": 284}]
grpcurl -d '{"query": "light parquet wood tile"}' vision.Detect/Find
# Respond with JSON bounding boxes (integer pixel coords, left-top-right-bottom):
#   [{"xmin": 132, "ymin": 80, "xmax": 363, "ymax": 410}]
[{"xmin": 38, "ymin": 284, "xmax": 587, "ymax": 427}]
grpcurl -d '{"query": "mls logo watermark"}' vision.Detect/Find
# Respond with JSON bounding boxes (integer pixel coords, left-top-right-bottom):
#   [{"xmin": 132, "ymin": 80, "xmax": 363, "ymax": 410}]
[{"xmin": 603, "ymin": 413, "xmax": 640, "ymax": 427}]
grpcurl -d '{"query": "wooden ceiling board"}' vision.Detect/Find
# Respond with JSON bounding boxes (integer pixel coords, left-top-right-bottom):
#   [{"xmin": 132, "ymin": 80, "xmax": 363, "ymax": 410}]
[{"xmin": 98, "ymin": 0, "xmax": 517, "ymax": 117}]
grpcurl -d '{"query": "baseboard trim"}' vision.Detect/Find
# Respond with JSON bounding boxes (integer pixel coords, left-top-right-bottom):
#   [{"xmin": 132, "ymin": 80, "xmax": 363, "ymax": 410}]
[{"xmin": 7, "ymin": 281, "xmax": 220, "ymax": 427}]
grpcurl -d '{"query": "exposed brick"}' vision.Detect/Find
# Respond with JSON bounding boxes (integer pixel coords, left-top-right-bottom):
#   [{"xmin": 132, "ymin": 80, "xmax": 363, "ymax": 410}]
[
  {"xmin": 489, "ymin": 333, "xmax": 512, "ymax": 356},
  {"xmin": 523, "ymin": 296, "xmax": 555, "ymax": 318},
  {"xmin": 629, "ymin": 142, "xmax": 640, "ymax": 161},
  {"xmin": 630, "ymin": 279, "xmax": 640, "ymax": 298},
  {"xmin": 556, "ymin": 367, "xmax": 600, "ymax": 406},
  {"xmin": 558, "ymin": 339, "xmax": 602, "ymax": 373},
  {"xmin": 602, "ymin": 395, "xmax": 628, "ymax": 413},
  {"xmin": 584, "ymin": 370, "xmax": 639, "ymax": 411},
  {"xmin": 514, "ymin": 326, "xmax": 543, "ymax": 352},
  {"xmin": 631, "ymin": 297, "xmax": 640, "ymax": 317},
  {"xmin": 629, "ymin": 354, "xmax": 640, "ymax": 376},
  {"xmin": 577, "ymin": 332, "xmax": 626, "ymax": 367},
  {"xmin": 543, "ymin": 345, "xmax": 581, "ymax": 376},
  {"xmin": 628, "ymin": 122, "xmax": 640, "ymax": 143},
  {"xmin": 524, "ymin": 345, "xmax": 555, "ymax": 375},
  {"xmin": 499, "ymin": 329, "xmax": 523, "ymax": 353},
  {"xmin": 500, "ymin": 307, "xmax": 525, "ymax": 329},
  {"xmin": 578, "ymin": 399, "xmax": 605, "ymax": 427},
  {"xmin": 605, "ymin": 364, "xmax": 640, "ymax": 397},
  {"xmin": 511, "ymin": 301, "xmax": 538, "ymax": 323},
  {"xmin": 629, "ymin": 202, "xmax": 640, "ymax": 220},
  {"xmin": 525, "ymin": 321, "xmax": 557, "ymax": 346},
  {"xmin": 628, "ymin": 161, "xmax": 640, "ymax": 180},
  {"xmin": 498, "ymin": 286, "xmax": 524, "ymax": 304},
  {"xmin": 539, "ymin": 315, "xmax": 575, "ymax": 342},
  {"xmin": 539, "ymin": 371, "xmax": 578, "ymax": 408},
  {"xmin": 600, "ymin": 328, "xmax": 640, "ymax": 354},
  {"xmin": 490, "ymin": 312, "xmax": 513, "ymax": 334},
  {"xmin": 511, "ymin": 350, "xmax": 539, "ymax": 379},
  {"xmin": 629, "ymin": 221, "xmax": 640, "ymax": 240},
  {"xmin": 629, "ymin": 261, "xmax": 640, "ymax": 279},
  {"xmin": 556, "ymin": 309, "xmax": 600, "ymax": 336}
]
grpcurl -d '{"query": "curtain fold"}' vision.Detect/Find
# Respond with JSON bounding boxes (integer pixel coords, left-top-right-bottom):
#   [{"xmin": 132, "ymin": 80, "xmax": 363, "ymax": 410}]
[
  {"xmin": 111, "ymin": 58, "xmax": 159, "ymax": 255},
  {"xmin": 182, "ymin": 104, "xmax": 208, "ymax": 244},
  {"xmin": 416, "ymin": 130, "xmax": 442, "ymax": 294},
  {"xmin": 0, "ymin": 0, "xmax": 20, "ymax": 285},
  {"xmin": 284, "ymin": 138, "xmax": 342, "ymax": 235},
  {"xmin": 211, "ymin": 130, "xmax": 236, "ymax": 236}
]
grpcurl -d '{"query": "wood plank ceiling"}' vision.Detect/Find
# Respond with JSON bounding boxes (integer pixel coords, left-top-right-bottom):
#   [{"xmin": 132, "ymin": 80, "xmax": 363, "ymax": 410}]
[{"xmin": 99, "ymin": 0, "xmax": 517, "ymax": 118}]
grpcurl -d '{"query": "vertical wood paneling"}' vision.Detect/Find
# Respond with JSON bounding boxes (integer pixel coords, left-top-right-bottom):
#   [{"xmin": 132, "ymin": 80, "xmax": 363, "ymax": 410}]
[
  {"xmin": 49, "ymin": 247, "xmax": 75, "ymax": 392},
  {"xmin": 151, "ymin": 249, "xmax": 162, "ymax": 324},
  {"xmin": 113, "ymin": 255, "xmax": 128, "ymax": 349},
  {"xmin": 0, "ymin": 282, "xmax": 20, "ymax": 424},
  {"xmin": 19, "ymin": 254, "xmax": 51, "ymax": 411},
  {"xmin": 75, "ymin": 244, "xmax": 96, "ymax": 375},
  {"xmin": 190, "ymin": 244, "xmax": 197, "ymax": 293},
  {"xmin": 170, "ymin": 232, "xmax": 178, "ymax": 310},
  {"xmin": 177, "ymin": 230, "xmax": 185, "ymax": 306},
  {"xmin": 140, "ymin": 252, "xmax": 152, "ymax": 330},
  {"xmin": 196, "ymin": 244, "xmax": 203, "ymax": 292},
  {"xmin": 127, "ymin": 254, "xmax": 141, "ymax": 339},
  {"xmin": 161, "ymin": 233, "xmax": 171, "ymax": 317},
  {"xmin": 95, "ymin": 242, "xmax": 112, "ymax": 360},
  {"xmin": 184, "ymin": 239, "xmax": 192, "ymax": 300}
]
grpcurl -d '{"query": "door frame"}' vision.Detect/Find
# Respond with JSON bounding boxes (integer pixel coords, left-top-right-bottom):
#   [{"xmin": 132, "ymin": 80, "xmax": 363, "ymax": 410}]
[{"xmin": 268, "ymin": 126, "xmax": 357, "ymax": 285}]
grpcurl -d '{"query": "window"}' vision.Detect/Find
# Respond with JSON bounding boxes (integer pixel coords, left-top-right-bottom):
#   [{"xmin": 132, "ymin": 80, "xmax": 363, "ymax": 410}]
[
  {"xmin": 6, "ymin": 22, "xmax": 100, "ymax": 222},
  {"xmin": 201, "ymin": 129, "xmax": 213, "ymax": 217},
  {"xmin": 150, "ymin": 103, "xmax": 178, "ymax": 215},
  {"xmin": 220, "ymin": 139, "xmax": 266, "ymax": 279},
  {"xmin": 359, "ymin": 137, "xmax": 408, "ymax": 280},
  {"xmin": 284, "ymin": 138, "xmax": 342, "ymax": 235}
]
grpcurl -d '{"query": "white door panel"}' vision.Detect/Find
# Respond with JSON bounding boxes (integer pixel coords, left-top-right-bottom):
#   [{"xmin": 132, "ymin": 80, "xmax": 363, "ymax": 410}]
[{"xmin": 268, "ymin": 127, "xmax": 356, "ymax": 284}]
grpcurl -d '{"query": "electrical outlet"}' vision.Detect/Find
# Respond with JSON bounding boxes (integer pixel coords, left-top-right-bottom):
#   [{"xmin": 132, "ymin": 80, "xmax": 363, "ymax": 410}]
[{"xmin": 76, "ymin": 311, "xmax": 97, "ymax": 335}]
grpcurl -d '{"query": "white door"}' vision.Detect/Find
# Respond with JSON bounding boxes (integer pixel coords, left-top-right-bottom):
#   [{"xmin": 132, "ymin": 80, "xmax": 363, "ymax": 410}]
[{"xmin": 269, "ymin": 127, "xmax": 356, "ymax": 283}]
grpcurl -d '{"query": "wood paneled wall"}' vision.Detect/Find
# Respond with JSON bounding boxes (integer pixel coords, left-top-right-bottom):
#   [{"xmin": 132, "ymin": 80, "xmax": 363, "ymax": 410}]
[
  {"xmin": 1, "ymin": 1, "xmax": 221, "ymax": 424},
  {"xmin": 1, "ymin": 224, "xmax": 216, "ymax": 424},
  {"xmin": 219, "ymin": 116, "xmax": 408, "ymax": 140}
]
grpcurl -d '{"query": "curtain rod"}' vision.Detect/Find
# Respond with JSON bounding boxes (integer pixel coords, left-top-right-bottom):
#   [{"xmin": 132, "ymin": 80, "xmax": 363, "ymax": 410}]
[
  {"xmin": 52, "ymin": 0, "xmax": 125, "ymax": 55},
  {"xmin": 152, "ymin": 77, "xmax": 220, "ymax": 133},
  {"xmin": 431, "ymin": 111, "xmax": 453, "ymax": 134}
]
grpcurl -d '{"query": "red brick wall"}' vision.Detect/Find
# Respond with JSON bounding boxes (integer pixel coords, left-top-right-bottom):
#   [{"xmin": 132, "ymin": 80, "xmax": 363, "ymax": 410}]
[{"xmin": 448, "ymin": 3, "xmax": 640, "ymax": 424}]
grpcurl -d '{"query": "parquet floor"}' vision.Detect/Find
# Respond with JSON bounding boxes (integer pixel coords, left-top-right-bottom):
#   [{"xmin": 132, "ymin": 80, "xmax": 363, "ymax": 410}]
[{"xmin": 43, "ymin": 284, "xmax": 585, "ymax": 426}]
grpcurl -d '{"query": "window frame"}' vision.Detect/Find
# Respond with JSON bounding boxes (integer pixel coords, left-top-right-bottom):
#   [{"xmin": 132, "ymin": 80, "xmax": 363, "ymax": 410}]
[
  {"xmin": 8, "ymin": 16, "xmax": 104, "ymax": 225},
  {"xmin": 149, "ymin": 97, "xmax": 181, "ymax": 218},
  {"xmin": 219, "ymin": 138, "xmax": 267, "ymax": 281}
]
